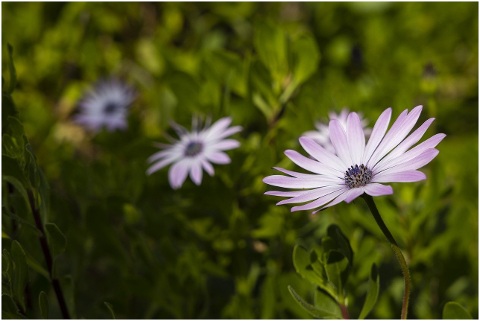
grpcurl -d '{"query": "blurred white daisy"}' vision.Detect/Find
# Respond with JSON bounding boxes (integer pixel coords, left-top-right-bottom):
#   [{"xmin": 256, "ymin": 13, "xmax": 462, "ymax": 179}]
[
  {"xmin": 303, "ymin": 109, "xmax": 371, "ymax": 154},
  {"xmin": 147, "ymin": 116, "xmax": 242, "ymax": 189},
  {"xmin": 74, "ymin": 79, "xmax": 135, "ymax": 132}
]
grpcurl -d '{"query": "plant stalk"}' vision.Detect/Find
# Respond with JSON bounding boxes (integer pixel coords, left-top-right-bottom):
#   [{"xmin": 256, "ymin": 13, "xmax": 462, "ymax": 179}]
[
  {"xmin": 27, "ymin": 190, "xmax": 71, "ymax": 319},
  {"xmin": 361, "ymin": 194, "xmax": 410, "ymax": 319}
]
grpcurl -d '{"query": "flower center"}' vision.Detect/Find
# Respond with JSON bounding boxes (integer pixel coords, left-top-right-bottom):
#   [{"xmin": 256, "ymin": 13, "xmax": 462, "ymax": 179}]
[
  {"xmin": 103, "ymin": 102, "xmax": 118, "ymax": 114},
  {"xmin": 184, "ymin": 141, "xmax": 203, "ymax": 157},
  {"xmin": 344, "ymin": 164, "xmax": 373, "ymax": 189}
]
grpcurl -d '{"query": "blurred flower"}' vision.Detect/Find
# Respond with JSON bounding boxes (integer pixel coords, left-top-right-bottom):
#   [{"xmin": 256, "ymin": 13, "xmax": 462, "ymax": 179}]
[
  {"xmin": 74, "ymin": 79, "xmax": 135, "ymax": 132},
  {"xmin": 264, "ymin": 106, "xmax": 445, "ymax": 213},
  {"xmin": 303, "ymin": 108, "xmax": 371, "ymax": 154},
  {"xmin": 147, "ymin": 117, "xmax": 242, "ymax": 189}
]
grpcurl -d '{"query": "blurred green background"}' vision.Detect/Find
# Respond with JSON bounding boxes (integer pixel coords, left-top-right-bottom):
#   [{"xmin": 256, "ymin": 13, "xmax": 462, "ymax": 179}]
[{"xmin": 2, "ymin": 2, "xmax": 478, "ymax": 319}]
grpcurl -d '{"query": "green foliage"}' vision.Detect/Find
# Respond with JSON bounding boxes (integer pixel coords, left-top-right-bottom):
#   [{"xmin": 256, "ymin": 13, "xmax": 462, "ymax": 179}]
[
  {"xmin": 288, "ymin": 285, "xmax": 342, "ymax": 319},
  {"xmin": 38, "ymin": 291, "xmax": 49, "ymax": 319},
  {"xmin": 104, "ymin": 302, "xmax": 116, "ymax": 319},
  {"xmin": 359, "ymin": 264, "xmax": 380, "ymax": 319},
  {"xmin": 11, "ymin": 241, "xmax": 28, "ymax": 310},
  {"xmin": 443, "ymin": 302, "xmax": 472, "ymax": 319},
  {"xmin": 2, "ymin": 2, "xmax": 478, "ymax": 319}
]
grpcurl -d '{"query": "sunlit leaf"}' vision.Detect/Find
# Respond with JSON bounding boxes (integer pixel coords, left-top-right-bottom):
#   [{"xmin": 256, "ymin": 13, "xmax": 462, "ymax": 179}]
[
  {"xmin": 359, "ymin": 264, "xmax": 380, "ymax": 319},
  {"xmin": 442, "ymin": 302, "xmax": 472, "ymax": 319},
  {"xmin": 288, "ymin": 285, "xmax": 341, "ymax": 319}
]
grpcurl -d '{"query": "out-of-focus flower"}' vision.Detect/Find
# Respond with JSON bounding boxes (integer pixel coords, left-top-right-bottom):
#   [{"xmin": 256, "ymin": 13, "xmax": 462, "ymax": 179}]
[
  {"xmin": 74, "ymin": 79, "xmax": 135, "ymax": 132},
  {"xmin": 147, "ymin": 117, "xmax": 242, "ymax": 189},
  {"xmin": 264, "ymin": 106, "xmax": 445, "ymax": 213},
  {"xmin": 303, "ymin": 109, "xmax": 371, "ymax": 154}
]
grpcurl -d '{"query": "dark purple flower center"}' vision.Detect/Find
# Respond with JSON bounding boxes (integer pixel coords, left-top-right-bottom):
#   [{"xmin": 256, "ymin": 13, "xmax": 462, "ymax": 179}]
[
  {"xmin": 103, "ymin": 102, "xmax": 119, "ymax": 114},
  {"xmin": 344, "ymin": 164, "xmax": 373, "ymax": 189},
  {"xmin": 184, "ymin": 141, "xmax": 203, "ymax": 157}
]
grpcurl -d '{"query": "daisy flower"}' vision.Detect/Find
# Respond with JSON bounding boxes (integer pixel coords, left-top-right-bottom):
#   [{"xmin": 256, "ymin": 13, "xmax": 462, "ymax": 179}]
[
  {"xmin": 147, "ymin": 116, "xmax": 242, "ymax": 189},
  {"xmin": 74, "ymin": 79, "xmax": 135, "ymax": 132},
  {"xmin": 303, "ymin": 108, "xmax": 371, "ymax": 154},
  {"xmin": 264, "ymin": 106, "xmax": 445, "ymax": 213}
]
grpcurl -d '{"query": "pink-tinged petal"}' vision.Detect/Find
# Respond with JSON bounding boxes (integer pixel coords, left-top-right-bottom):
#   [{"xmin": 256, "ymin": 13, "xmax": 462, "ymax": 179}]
[
  {"xmin": 368, "ymin": 106, "xmax": 423, "ymax": 168},
  {"xmin": 190, "ymin": 162, "xmax": 203, "ymax": 185},
  {"xmin": 373, "ymin": 118, "xmax": 435, "ymax": 172},
  {"xmin": 364, "ymin": 183, "xmax": 394, "ymax": 196},
  {"xmin": 346, "ymin": 113, "xmax": 365, "ymax": 165},
  {"xmin": 263, "ymin": 175, "xmax": 343, "ymax": 189},
  {"xmin": 206, "ymin": 151, "xmax": 231, "ymax": 164},
  {"xmin": 291, "ymin": 188, "xmax": 346, "ymax": 212},
  {"xmin": 212, "ymin": 139, "xmax": 240, "ymax": 151},
  {"xmin": 345, "ymin": 187, "xmax": 365, "ymax": 203},
  {"xmin": 277, "ymin": 185, "xmax": 344, "ymax": 205},
  {"xmin": 146, "ymin": 156, "xmax": 178, "ymax": 175},
  {"xmin": 298, "ymin": 137, "xmax": 346, "ymax": 173},
  {"xmin": 215, "ymin": 126, "xmax": 242, "ymax": 140},
  {"xmin": 147, "ymin": 149, "xmax": 175, "ymax": 163},
  {"xmin": 204, "ymin": 117, "xmax": 232, "ymax": 140},
  {"xmin": 201, "ymin": 159, "xmax": 215, "ymax": 176},
  {"xmin": 312, "ymin": 189, "xmax": 351, "ymax": 213},
  {"xmin": 284, "ymin": 150, "xmax": 341, "ymax": 177},
  {"xmin": 168, "ymin": 161, "xmax": 190, "ymax": 189},
  {"xmin": 376, "ymin": 148, "xmax": 439, "ymax": 175},
  {"xmin": 264, "ymin": 190, "xmax": 304, "ymax": 197},
  {"xmin": 273, "ymin": 167, "xmax": 324, "ymax": 179},
  {"xmin": 374, "ymin": 134, "xmax": 446, "ymax": 172},
  {"xmin": 329, "ymin": 119, "xmax": 353, "ymax": 166},
  {"xmin": 363, "ymin": 108, "xmax": 392, "ymax": 164},
  {"xmin": 372, "ymin": 170, "xmax": 426, "ymax": 183}
]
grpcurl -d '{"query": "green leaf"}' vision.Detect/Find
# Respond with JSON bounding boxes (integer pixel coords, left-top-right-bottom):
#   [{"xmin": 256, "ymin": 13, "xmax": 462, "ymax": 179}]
[
  {"xmin": 324, "ymin": 250, "xmax": 349, "ymax": 302},
  {"xmin": 2, "ymin": 134, "xmax": 24, "ymax": 160},
  {"xmin": 2, "ymin": 294, "xmax": 19, "ymax": 314},
  {"xmin": 314, "ymin": 288, "xmax": 343, "ymax": 319},
  {"xmin": 2, "ymin": 155, "xmax": 27, "ymax": 186},
  {"xmin": 25, "ymin": 250, "xmax": 50, "ymax": 279},
  {"xmin": 291, "ymin": 33, "xmax": 321, "ymax": 86},
  {"xmin": 327, "ymin": 225, "xmax": 354, "ymax": 265},
  {"xmin": 45, "ymin": 223, "xmax": 67, "ymax": 258},
  {"xmin": 2, "ymin": 176, "xmax": 31, "ymax": 214},
  {"xmin": 7, "ymin": 117, "xmax": 26, "ymax": 141},
  {"xmin": 2, "ymin": 206, "xmax": 40, "ymax": 234},
  {"xmin": 11, "ymin": 241, "xmax": 28, "ymax": 310},
  {"xmin": 288, "ymin": 286, "xmax": 341, "ymax": 319},
  {"xmin": 442, "ymin": 302, "xmax": 472, "ymax": 319},
  {"xmin": 7, "ymin": 44, "xmax": 17, "ymax": 94},
  {"xmin": 253, "ymin": 20, "xmax": 288, "ymax": 82},
  {"xmin": 2, "ymin": 92, "xmax": 17, "ymax": 125},
  {"xmin": 292, "ymin": 245, "xmax": 325, "ymax": 289},
  {"xmin": 359, "ymin": 264, "xmax": 380, "ymax": 319},
  {"xmin": 38, "ymin": 291, "xmax": 49, "ymax": 319},
  {"xmin": 104, "ymin": 302, "xmax": 116, "ymax": 319}
]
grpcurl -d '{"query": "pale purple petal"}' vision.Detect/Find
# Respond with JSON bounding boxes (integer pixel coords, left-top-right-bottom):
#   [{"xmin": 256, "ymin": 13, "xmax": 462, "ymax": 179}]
[
  {"xmin": 168, "ymin": 160, "xmax": 190, "ymax": 189},
  {"xmin": 344, "ymin": 187, "xmax": 365, "ymax": 203},
  {"xmin": 212, "ymin": 139, "xmax": 240, "ymax": 151},
  {"xmin": 284, "ymin": 149, "xmax": 341, "ymax": 177},
  {"xmin": 147, "ymin": 149, "xmax": 176, "ymax": 163},
  {"xmin": 372, "ymin": 170, "xmax": 426, "ymax": 183},
  {"xmin": 374, "ymin": 134, "xmax": 446, "ymax": 173},
  {"xmin": 364, "ymin": 183, "xmax": 394, "ymax": 196},
  {"xmin": 206, "ymin": 151, "xmax": 231, "ymax": 164},
  {"xmin": 190, "ymin": 162, "xmax": 203, "ymax": 185},
  {"xmin": 375, "ymin": 148, "xmax": 439, "ymax": 175},
  {"xmin": 263, "ymin": 175, "xmax": 343, "ymax": 189},
  {"xmin": 363, "ymin": 108, "xmax": 392, "ymax": 164},
  {"xmin": 291, "ymin": 188, "xmax": 346, "ymax": 212},
  {"xmin": 298, "ymin": 137, "xmax": 346, "ymax": 173},
  {"xmin": 146, "ymin": 156, "xmax": 179, "ymax": 176},
  {"xmin": 329, "ymin": 119, "xmax": 353, "ymax": 166},
  {"xmin": 346, "ymin": 112, "xmax": 365, "ymax": 165},
  {"xmin": 204, "ymin": 117, "xmax": 232, "ymax": 140},
  {"xmin": 215, "ymin": 126, "xmax": 243, "ymax": 140},
  {"xmin": 277, "ymin": 185, "xmax": 345, "ymax": 205},
  {"xmin": 368, "ymin": 106, "xmax": 423, "ymax": 168},
  {"xmin": 312, "ymin": 189, "xmax": 352, "ymax": 213},
  {"xmin": 201, "ymin": 159, "xmax": 215, "ymax": 176},
  {"xmin": 373, "ymin": 118, "xmax": 435, "ymax": 172},
  {"xmin": 264, "ymin": 190, "xmax": 304, "ymax": 197},
  {"xmin": 273, "ymin": 167, "xmax": 326, "ymax": 179}
]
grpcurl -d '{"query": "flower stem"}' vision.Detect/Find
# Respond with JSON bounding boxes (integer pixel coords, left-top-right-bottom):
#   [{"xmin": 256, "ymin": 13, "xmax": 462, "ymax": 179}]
[
  {"xmin": 361, "ymin": 194, "xmax": 410, "ymax": 319},
  {"xmin": 27, "ymin": 190, "xmax": 71, "ymax": 319}
]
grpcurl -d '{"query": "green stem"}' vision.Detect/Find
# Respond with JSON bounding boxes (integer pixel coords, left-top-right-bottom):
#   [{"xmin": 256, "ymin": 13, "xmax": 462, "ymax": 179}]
[{"xmin": 361, "ymin": 194, "xmax": 410, "ymax": 319}]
